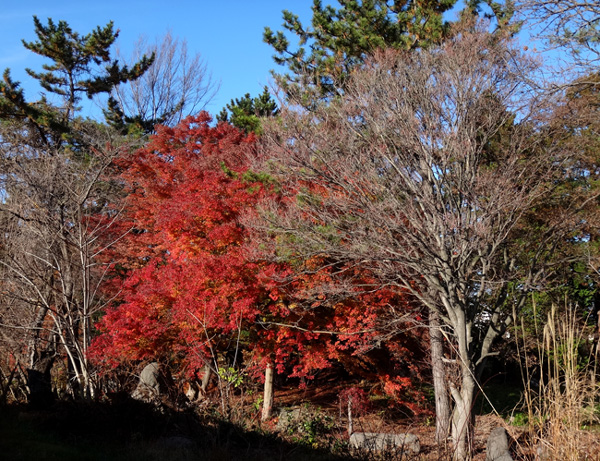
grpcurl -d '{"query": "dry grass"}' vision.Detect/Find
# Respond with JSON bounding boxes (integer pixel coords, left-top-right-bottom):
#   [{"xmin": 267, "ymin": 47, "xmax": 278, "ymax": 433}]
[{"xmin": 517, "ymin": 302, "xmax": 600, "ymax": 460}]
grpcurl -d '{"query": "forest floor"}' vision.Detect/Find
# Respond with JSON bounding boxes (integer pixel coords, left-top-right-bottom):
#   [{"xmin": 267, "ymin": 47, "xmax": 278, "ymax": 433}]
[
  {"xmin": 271, "ymin": 372, "xmax": 600, "ymax": 460},
  {"xmin": 2, "ymin": 374, "xmax": 600, "ymax": 460}
]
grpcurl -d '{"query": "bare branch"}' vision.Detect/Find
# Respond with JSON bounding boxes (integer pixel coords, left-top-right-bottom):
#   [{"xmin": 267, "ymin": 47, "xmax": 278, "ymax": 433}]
[
  {"xmin": 517, "ymin": 0, "xmax": 600, "ymax": 69},
  {"xmin": 112, "ymin": 31, "xmax": 219, "ymax": 128},
  {"xmin": 256, "ymin": 22, "xmax": 569, "ymax": 457}
]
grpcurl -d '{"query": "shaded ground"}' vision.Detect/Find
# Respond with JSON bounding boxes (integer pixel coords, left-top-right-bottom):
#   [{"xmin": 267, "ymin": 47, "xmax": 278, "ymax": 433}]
[
  {"xmin": 0, "ymin": 400, "xmax": 356, "ymax": 461},
  {"xmin": 3, "ymin": 372, "xmax": 600, "ymax": 460}
]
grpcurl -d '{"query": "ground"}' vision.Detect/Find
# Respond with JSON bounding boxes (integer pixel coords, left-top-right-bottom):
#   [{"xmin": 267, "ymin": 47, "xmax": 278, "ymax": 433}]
[{"xmin": 2, "ymin": 371, "xmax": 600, "ymax": 460}]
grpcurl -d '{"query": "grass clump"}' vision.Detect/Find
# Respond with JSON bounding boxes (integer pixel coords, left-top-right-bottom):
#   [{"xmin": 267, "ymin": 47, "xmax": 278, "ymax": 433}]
[{"xmin": 516, "ymin": 302, "xmax": 600, "ymax": 460}]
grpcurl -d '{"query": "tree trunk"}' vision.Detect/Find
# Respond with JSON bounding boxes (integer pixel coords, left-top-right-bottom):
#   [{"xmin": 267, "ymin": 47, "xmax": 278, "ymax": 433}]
[
  {"xmin": 347, "ymin": 395, "xmax": 354, "ymax": 436},
  {"xmin": 261, "ymin": 362, "xmax": 274, "ymax": 421},
  {"xmin": 450, "ymin": 307, "xmax": 477, "ymax": 460},
  {"xmin": 430, "ymin": 310, "xmax": 451, "ymax": 444},
  {"xmin": 26, "ymin": 305, "xmax": 56, "ymax": 408},
  {"xmin": 450, "ymin": 373, "xmax": 476, "ymax": 460}
]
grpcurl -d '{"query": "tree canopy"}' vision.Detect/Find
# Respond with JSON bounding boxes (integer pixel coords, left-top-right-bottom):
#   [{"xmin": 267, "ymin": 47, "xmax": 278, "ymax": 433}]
[
  {"xmin": 0, "ymin": 16, "xmax": 152, "ymax": 146},
  {"xmin": 264, "ymin": 0, "xmax": 458, "ymax": 101},
  {"xmin": 217, "ymin": 87, "xmax": 279, "ymax": 134},
  {"xmin": 2, "ymin": 5, "xmax": 600, "ymax": 460},
  {"xmin": 257, "ymin": 23, "xmax": 564, "ymax": 458}
]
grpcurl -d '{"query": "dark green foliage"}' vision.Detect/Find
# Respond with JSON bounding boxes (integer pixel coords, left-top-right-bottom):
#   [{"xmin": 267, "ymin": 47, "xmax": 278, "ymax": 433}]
[
  {"xmin": 264, "ymin": 0, "xmax": 458, "ymax": 101},
  {"xmin": 217, "ymin": 86, "xmax": 279, "ymax": 134},
  {"xmin": 522, "ymin": 72, "xmax": 600, "ymax": 320},
  {"xmin": 264, "ymin": 0, "xmax": 520, "ymax": 104},
  {"xmin": 468, "ymin": 0, "xmax": 516, "ymax": 29},
  {"xmin": 0, "ymin": 16, "xmax": 153, "ymax": 145},
  {"xmin": 104, "ymin": 96, "xmax": 160, "ymax": 136},
  {"xmin": 22, "ymin": 17, "xmax": 151, "ymax": 102}
]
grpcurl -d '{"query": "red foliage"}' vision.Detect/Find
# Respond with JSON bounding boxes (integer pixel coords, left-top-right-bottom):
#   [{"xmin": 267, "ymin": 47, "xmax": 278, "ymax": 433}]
[
  {"xmin": 90, "ymin": 114, "xmax": 270, "ymax": 372},
  {"xmin": 90, "ymin": 113, "xmax": 427, "ymax": 412},
  {"xmin": 339, "ymin": 387, "xmax": 370, "ymax": 416},
  {"xmin": 255, "ymin": 263, "xmax": 428, "ymax": 409}
]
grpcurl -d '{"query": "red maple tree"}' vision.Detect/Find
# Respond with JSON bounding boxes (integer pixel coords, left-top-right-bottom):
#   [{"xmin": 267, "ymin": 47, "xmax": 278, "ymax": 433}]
[
  {"xmin": 91, "ymin": 113, "xmax": 426, "ymax": 412},
  {"xmin": 91, "ymin": 114, "xmax": 270, "ymax": 374}
]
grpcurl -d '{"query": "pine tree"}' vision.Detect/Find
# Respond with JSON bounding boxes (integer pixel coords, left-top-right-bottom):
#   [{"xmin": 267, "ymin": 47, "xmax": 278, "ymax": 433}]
[
  {"xmin": 0, "ymin": 16, "xmax": 153, "ymax": 146},
  {"xmin": 264, "ymin": 0, "xmax": 518, "ymax": 104},
  {"xmin": 217, "ymin": 87, "xmax": 279, "ymax": 134},
  {"xmin": 264, "ymin": 0, "xmax": 457, "ymax": 101}
]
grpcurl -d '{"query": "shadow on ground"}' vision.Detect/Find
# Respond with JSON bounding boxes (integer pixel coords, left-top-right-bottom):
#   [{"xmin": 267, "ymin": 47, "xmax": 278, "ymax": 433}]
[{"xmin": 0, "ymin": 399, "xmax": 355, "ymax": 461}]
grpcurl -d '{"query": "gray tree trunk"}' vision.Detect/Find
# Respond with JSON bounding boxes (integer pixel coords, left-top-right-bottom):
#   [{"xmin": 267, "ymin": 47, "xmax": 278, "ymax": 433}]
[
  {"xmin": 451, "ymin": 373, "xmax": 476, "ymax": 460},
  {"xmin": 430, "ymin": 310, "xmax": 451, "ymax": 444},
  {"xmin": 449, "ymin": 307, "xmax": 477, "ymax": 460}
]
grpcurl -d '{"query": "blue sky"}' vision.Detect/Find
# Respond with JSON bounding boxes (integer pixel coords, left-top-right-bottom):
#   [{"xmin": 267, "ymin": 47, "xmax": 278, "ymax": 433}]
[
  {"xmin": 0, "ymin": 0, "xmax": 315, "ymax": 118},
  {"xmin": 1, "ymin": 1, "xmax": 555, "ymax": 122}
]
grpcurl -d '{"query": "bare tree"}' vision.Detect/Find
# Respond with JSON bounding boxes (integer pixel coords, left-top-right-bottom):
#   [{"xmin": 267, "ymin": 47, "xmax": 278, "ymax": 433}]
[
  {"xmin": 517, "ymin": 0, "xmax": 600, "ymax": 68},
  {"xmin": 110, "ymin": 31, "xmax": 219, "ymax": 132},
  {"xmin": 0, "ymin": 122, "xmax": 128, "ymax": 402},
  {"xmin": 258, "ymin": 24, "xmax": 564, "ymax": 459},
  {"xmin": 0, "ymin": 17, "xmax": 151, "ymax": 404}
]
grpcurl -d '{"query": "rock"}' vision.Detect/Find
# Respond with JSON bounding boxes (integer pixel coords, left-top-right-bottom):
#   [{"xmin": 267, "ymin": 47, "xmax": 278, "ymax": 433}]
[
  {"xmin": 132, "ymin": 362, "xmax": 163, "ymax": 401},
  {"xmin": 486, "ymin": 427, "xmax": 513, "ymax": 461},
  {"xmin": 349, "ymin": 432, "xmax": 420, "ymax": 454},
  {"xmin": 536, "ymin": 443, "xmax": 552, "ymax": 461},
  {"xmin": 275, "ymin": 407, "xmax": 305, "ymax": 431}
]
